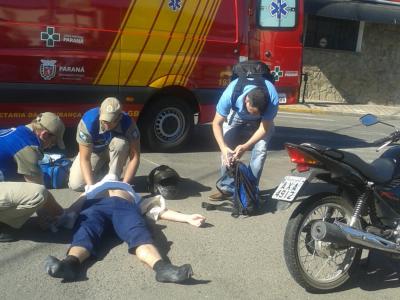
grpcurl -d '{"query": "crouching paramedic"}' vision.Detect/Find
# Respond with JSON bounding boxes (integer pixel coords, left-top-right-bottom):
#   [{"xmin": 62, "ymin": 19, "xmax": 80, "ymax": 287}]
[
  {"xmin": 45, "ymin": 176, "xmax": 206, "ymax": 283},
  {"xmin": 68, "ymin": 97, "xmax": 140, "ymax": 191},
  {"xmin": 0, "ymin": 112, "xmax": 66, "ymax": 242}
]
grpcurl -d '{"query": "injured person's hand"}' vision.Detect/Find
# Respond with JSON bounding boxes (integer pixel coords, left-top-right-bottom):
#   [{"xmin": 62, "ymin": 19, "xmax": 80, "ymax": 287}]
[{"xmin": 186, "ymin": 214, "xmax": 206, "ymax": 227}]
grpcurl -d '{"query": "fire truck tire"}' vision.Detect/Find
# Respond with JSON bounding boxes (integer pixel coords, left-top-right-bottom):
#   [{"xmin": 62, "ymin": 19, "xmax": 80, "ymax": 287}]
[{"xmin": 140, "ymin": 97, "xmax": 194, "ymax": 152}]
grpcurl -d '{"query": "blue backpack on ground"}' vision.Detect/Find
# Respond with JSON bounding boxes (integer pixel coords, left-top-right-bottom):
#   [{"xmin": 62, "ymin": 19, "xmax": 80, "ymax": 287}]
[
  {"xmin": 202, "ymin": 161, "xmax": 260, "ymax": 217},
  {"xmin": 231, "ymin": 161, "xmax": 260, "ymax": 217},
  {"xmin": 39, "ymin": 154, "xmax": 72, "ymax": 189}
]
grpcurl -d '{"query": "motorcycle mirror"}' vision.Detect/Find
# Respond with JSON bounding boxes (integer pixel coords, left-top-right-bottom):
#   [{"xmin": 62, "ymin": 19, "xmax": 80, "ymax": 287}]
[{"xmin": 360, "ymin": 114, "xmax": 379, "ymax": 126}]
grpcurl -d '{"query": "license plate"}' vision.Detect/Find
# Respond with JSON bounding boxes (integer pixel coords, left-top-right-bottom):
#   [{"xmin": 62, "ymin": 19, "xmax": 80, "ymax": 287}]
[{"xmin": 272, "ymin": 176, "xmax": 307, "ymax": 202}]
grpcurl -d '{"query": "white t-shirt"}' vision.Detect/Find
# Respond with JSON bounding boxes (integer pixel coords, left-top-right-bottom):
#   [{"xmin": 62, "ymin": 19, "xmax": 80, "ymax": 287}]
[{"xmin": 85, "ymin": 177, "xmax": 166, "ymax": 221}]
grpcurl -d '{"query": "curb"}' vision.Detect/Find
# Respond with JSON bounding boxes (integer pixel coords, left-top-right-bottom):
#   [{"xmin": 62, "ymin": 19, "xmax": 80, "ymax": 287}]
[
  {"xmin": 279, "ymin": 106, "xmax": 319, "ymax": 115},
  {"xmin": 278, "ymin": 105, "xmax": 400, "ymax": 120}
]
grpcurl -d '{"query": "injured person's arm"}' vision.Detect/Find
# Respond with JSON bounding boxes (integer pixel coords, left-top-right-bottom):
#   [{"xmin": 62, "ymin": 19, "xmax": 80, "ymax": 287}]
[
  {"xmin": 81, "ymin": 178, "xmax": 206, "ymax": 227},
  {"xmin": 108, "ymin": 189, "xmax": 206, "ymax": 227},
  {"xmin": 136, "ymin": 194, "xmax": 205, "ymax": 227},
  {"xmin": 158, "ymin": 210, "xmax": 205, "ymax": 227}
]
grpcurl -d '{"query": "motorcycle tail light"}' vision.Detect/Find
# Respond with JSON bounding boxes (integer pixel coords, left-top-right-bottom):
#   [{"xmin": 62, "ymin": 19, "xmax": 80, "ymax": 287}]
[
  {"xmin": 296, "ymin": 163, "xmax": 310, "ymax": 173},
  {"xmin": 285, "ymin": 145, "xmax": 320, "ymax": 171}
]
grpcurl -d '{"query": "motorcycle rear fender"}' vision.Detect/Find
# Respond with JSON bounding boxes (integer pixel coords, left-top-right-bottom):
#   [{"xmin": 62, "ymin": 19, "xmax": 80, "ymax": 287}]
[
  {"xmin": 277, "ymin": 168, "xmax": 339, "ymax": 211},
  {"xmin": 295, "ymin": 168, "xmax": 339, "ymax": 200}
]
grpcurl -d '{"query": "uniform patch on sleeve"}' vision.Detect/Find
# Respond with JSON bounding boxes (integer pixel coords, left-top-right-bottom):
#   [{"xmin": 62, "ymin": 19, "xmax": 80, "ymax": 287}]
[
  {"xmin": 79, "ymin": 131, "xmax": 90, "ymax": 143},
  {"xmin": 131, "ymin": 128, "xmax": 140, "ymax": 140}
]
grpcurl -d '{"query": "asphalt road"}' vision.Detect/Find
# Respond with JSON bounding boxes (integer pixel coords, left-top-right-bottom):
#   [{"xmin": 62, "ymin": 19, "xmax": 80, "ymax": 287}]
[{"xmin": 1, "ymin": 112, "xmax": 400, "ymax": 300}]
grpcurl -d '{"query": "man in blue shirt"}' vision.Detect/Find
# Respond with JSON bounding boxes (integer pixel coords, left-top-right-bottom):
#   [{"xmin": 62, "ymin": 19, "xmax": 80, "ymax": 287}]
[{"xmin": 209, "ymin": 78, "xmax": 279, "ymax": 200}]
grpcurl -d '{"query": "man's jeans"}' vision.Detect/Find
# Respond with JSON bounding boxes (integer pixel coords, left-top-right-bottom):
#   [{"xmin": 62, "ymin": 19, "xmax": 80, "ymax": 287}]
[{"xmin": 217, "ymin": 116, "xmax": 275, "ymax": 194}]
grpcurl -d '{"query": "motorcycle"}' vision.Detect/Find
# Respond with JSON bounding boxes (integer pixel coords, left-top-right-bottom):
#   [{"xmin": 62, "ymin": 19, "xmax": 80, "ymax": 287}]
[{"xmin": 272, "ymin": 114, "xmax": 400, "ymax": 293}]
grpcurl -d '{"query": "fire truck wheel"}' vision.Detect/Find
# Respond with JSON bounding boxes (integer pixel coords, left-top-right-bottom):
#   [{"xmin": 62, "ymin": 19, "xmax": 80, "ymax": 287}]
[{"xmin": 141, "ymin": 97, "xmax": 194, "ymax": 152}]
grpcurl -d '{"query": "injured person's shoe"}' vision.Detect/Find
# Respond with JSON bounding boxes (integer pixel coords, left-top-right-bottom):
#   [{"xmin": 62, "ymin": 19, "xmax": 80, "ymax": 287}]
[
  {"xmin": 44, "ymin": 255, "xmax": 80, "ymax": 281},
  {"xmin": 153, "ymin": 260, "xmax": 193, "ymax": 283}
]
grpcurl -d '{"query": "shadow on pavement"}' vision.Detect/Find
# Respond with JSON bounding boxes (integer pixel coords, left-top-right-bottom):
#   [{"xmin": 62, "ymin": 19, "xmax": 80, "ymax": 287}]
[
  {"xmin": 258, "ymin": 189, "xmax": 289, "ymax": 215},
  {"xmin": 270, "ymin": 126, "xmax": 372, "ymax": 152},
  {"xmin": 340, "ymin": 251, "xmax": 400, "ymax": 293},
  {"xmin": 146, "ymin": 124, "xmax": 374, "ymax": 154},
  {"xmin": 17, "ymin": 218, "xmax": 72, "ymax": 244},
  {"xmin": 300, "ymin": 250, "xmax": 400, "ymax": 294},
  {"xmin": 62, "ymin": 123, "xmax": 374, "ymax": 157},
  {"xmin": 199, "ymin": 189, "xmax": 283, "ymax": 216}
]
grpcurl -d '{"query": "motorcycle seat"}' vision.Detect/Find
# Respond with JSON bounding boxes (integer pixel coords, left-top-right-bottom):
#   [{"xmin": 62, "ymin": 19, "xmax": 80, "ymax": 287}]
[
  {"xmin": 302, "ymin": 143, "xmax": 395, "ymax": 184},
  {"xmin": 360, "ymin": 157, "xmax": 395, "ymax": 183}
]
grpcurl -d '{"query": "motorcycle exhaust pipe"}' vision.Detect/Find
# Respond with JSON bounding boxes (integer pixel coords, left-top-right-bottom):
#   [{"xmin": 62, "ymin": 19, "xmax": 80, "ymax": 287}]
[{"xmin": 311, "ymin": 220, "xmax": 400, "ymax": 254}]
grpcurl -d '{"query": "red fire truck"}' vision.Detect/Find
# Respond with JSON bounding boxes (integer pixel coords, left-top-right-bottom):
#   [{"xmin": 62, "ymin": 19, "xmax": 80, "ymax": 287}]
[{"xmin": 0, "ymin": 0, "xmax": 303, "ymax": 151}]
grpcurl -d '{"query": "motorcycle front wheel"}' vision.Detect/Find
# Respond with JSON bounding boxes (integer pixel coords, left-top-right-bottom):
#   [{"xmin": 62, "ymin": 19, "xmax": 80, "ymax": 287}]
[{"xmin": 283, "ymin": 195, "xmax": 361, "ymax": 293}]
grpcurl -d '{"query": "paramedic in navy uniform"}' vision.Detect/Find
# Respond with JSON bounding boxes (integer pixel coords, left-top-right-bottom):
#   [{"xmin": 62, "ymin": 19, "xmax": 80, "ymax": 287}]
[
  {"xmin": 68, "ymin": 97, "xmax": 141, "ymax": 191},
  {"xmin": 0, "ymin": 112, "xmax": 66, "ymax": 241},
  {"xmin": 208, "ymin": 80, "xmax": 279, "ymax": 201}
]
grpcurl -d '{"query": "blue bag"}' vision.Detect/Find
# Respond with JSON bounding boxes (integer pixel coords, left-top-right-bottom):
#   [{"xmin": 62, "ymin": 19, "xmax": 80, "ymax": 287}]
[
  {"xmin": 203, "ymin": 161, "xmax": 259, "ymax": 217},
  {"xmin": 232, "ymin": 161, "xmax": 259, "ymax": 217},
  {"xmin": 39, "ymin": 154, "xmax": 72, "ymax": 189}
]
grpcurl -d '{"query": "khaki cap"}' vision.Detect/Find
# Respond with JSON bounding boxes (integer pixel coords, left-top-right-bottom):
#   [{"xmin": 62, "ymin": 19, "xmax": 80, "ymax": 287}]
[
  {"xmin": 99, "ymin": 97, "xmax": 122, "ymax": 122},
  {"xmin": 36, "ymin": 112, "xmax": 65, "ymax": 149}
]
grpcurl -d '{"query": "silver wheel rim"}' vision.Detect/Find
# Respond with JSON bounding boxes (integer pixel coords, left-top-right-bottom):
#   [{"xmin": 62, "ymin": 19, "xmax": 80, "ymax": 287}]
[
  {"xmin": 153, "ymin": 107, "xmax": 185, "ymax": 143},
  {"xmin": 297, "ymin": 203, "xmax": 357, "ymax": 284}
]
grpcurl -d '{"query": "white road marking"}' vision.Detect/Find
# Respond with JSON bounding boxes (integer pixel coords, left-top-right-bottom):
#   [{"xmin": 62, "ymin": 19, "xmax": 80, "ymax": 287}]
[
  {"xmin": 278, "ymin": 113, "xmax": 335, "ymax": 122},
  {"xmin": 142, "ymin": 158, "xmax": 160, "ymax": 166}
]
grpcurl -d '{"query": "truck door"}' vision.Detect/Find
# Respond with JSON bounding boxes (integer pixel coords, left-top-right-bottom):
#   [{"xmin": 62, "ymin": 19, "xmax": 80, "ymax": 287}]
[
  {"xmin": 0, "ymin": 0, "xmax": 125, "ymax": 126},
  {"xmin": 251, "ymin": 0, "xmax": 303, "ymax": 104}
]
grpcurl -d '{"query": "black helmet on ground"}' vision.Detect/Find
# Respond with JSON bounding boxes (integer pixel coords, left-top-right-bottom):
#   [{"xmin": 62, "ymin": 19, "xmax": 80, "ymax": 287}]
[{"xmin": 147, "ymin": 165, "xmax": 180, "ymax": 199}]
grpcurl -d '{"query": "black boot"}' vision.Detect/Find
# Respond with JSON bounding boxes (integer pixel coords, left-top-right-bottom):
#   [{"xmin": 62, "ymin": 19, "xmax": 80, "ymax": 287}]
[
  {"xmin": 0, "ymin": 222, "xmax": 18, "ymax": 242},
  {"xmin": 153, "ymin": 260, "xmax": 193, "ymax": 283},
  {"xmin": 44, "ymin": 255, "xmax": 80, "ymax": 281}
]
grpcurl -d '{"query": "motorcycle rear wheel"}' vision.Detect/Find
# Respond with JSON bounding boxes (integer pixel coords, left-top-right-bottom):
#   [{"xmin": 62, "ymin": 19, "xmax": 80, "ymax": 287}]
[{"xmin": 284, "ymin": 195, "xmax": 361, "ymax": 293}]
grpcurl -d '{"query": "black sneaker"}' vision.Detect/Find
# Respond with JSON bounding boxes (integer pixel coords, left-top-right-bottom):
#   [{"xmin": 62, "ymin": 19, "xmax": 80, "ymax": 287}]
[
  {"xmin": 0, "ymin": 222, "xmax": 18, "ymax": 242},
  {"xmin": 44, "ymin": 255, "xmax": 80, "ymax": 281}
]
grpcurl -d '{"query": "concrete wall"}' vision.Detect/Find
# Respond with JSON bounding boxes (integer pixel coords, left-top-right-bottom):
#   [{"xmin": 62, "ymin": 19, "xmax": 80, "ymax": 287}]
[{"xmin": 302, "ymin": 23, "xmax": 400, "ymax": 105}]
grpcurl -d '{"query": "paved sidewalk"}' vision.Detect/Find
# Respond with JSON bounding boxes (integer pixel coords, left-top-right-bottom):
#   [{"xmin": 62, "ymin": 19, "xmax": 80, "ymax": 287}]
[{"xmin": 279, "ymin": 102, "xmax": 400, "ymax": 119}]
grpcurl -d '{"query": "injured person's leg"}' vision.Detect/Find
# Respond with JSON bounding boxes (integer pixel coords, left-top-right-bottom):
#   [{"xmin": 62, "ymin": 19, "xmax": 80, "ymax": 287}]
[{"xmin": 135, "ymin": 243, "xmax": 193, "ymax": 283}]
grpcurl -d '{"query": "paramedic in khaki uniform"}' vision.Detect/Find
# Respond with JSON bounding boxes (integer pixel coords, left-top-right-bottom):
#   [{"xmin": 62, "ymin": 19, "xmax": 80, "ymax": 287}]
[
  {"xmin": 208, "ymin": 82, "xmax": 279, "ymax": 201},
  {"xmin": 0, "ymin": 112, "xmax": 66, "ymax": 242},
  {"xmin": 68, "ymin": 97, "xmax": 141, "ymax": 191}
]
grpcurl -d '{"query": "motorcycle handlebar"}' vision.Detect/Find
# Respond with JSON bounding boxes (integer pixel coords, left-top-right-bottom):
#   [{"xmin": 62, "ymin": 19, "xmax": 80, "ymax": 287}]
[
  {"xmin": 373, "ymin": 131, "xmax": 400, "ymax": 145},
  {"xmin": 373, "ymin": 135, "xmax": 393, "ymax": 145}
]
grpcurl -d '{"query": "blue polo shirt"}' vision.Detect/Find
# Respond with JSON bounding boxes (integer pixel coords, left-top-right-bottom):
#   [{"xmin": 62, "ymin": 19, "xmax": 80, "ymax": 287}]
[
  {"xmin": 0, "ymin": 126, "xmax": 41, "ymax": 181},
  {"xmin": 78, "ymin": 108, "xmax": 137, "ymax": 153}
]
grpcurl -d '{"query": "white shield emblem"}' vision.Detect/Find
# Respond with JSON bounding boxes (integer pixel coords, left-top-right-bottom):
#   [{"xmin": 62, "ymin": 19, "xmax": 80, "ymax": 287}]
[{"xmin": 40, "ymin": 59, "xmax": 57, "ymax": 80}]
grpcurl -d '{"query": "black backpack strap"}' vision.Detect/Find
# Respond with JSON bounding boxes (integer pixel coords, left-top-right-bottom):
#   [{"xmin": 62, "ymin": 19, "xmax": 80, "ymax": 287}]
[
  {"xmin": 201, "ymin": 201, "xmax": 232, "ymax": 212},
  {"xmin": 231, "ymin": 161, "xmax": 245, "ymax": 217},
  {"xmin": 228, "ymin": 74, "xmax": 270, "ymax": 125}
]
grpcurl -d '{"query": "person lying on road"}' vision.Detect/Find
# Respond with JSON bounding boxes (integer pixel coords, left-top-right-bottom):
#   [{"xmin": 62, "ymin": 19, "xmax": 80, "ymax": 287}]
[{"xmin": 45, "ymin": 175, "xmax": 205, "ymax": 283}]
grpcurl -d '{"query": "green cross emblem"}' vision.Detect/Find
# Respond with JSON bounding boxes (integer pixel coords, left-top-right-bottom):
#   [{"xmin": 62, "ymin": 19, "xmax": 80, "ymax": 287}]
[
  {"xmin": 272, "ymin": 66, "xmax": 283, "ymax": 82},
  {"xmin": 40, "ymin": 26, "xmax": 60, "ymax": 47}
]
